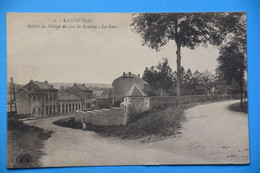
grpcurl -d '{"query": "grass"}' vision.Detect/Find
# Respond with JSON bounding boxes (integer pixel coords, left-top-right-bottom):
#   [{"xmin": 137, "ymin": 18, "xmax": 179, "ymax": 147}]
[
  {"xmin": 53, "ymin": 103, "xmax": 197, "ymax": 142},
  {"xmin": 7, "ymin": 118, "xmax": 53, "ymax": 168},
  {"xmin": 228, "ymin": 101, "xmax": 248, "ymax": 113}
]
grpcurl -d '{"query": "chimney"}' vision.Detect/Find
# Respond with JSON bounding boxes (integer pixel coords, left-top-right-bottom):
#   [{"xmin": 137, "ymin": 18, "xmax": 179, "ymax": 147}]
[
  {"xmin": 83, "ymin": 84, "xmax": 85, "ymax": 86},
  {"xmin": 138, "ymin": 74, "xmax": 140, "ymax": 77},
  {"xmin": 45, "ymin": 81, "xmax": 48, "ymax": 83},
  {"xmin": 30, "ymin": 79, "xmax": 33, "ymax": 82},
  {"xmin": 129, "ymin": 72, "xmax": 131, "ymax": 76},
  {"xmin": 123, "ymin": 72, "xmax": 125, "ymax": 76}
]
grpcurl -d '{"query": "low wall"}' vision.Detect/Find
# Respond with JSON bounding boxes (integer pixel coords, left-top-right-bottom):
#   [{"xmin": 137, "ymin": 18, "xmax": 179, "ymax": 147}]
[
  {"xmin": 124, "ymin": 95, "xmax": 231, "ymax": 122},
  {"xmin": 75, "ymin": 107, "xmax": 125, "ymax": 126},
  {"xmin": 94, "ymin": 98, "xmax": 113, "ymax": 109},
  {"xmin": 76, "ymin": 95, "xmax": 231, "ymax": 126}
]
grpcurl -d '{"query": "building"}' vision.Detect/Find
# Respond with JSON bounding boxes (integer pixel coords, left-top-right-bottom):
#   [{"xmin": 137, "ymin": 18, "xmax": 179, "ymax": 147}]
[
  {"xmin": 67, "ymin": 83, "xmax": 93, "ymax": 109},
  {"xmin": 112, "ymin": 72, "xmax": 150, "ymax": 104},
  {"xmin": 16, "ymin": 80, "xmax": 94, "ymax": 117},
  {"xmin": 57, "ymin": 92, "xmax": 83, "ymax": 114},
  {"xmin": 92, "ymin": 88, "xmax": 113, "ymax": 108},
  {"xmin": 16, "ymin": 80, "xmax": 58, "ymax": 116}
]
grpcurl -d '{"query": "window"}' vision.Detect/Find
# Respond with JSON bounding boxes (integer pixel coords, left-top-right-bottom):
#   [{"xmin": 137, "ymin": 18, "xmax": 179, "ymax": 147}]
[
  {"xmin": 38, "ymin": 108, "xmax": 41, "ymax": 113},
  {"xmin": 72, "ymin": 104, "xmax": 74, "ymax": 111},
  {"xmin": 50, "ymin": 95, "xmax": 52, "ymax": 101},
  {"xmin": 46, "ymin": 106, "xmax": 48, "ymax": 115},
  {"xmin": 50, "ymin": 105, "xmax": 52, "ymax": 114},
  {"xmin": 58, "ymin": 104, "xmax": 60, "ymax": 113},
  {"xmin": 46, "ymin": 95, "xmax": 48, "ymax": 102},
  {"xmin": 33, "ymin": 108, "xmax": 35, "ymax": 113},
  {"xmin": 69, "ymin": 104, "xmax": 71, "ymax": 112},
  {"xmin": 79, "ymin": 103, "xmax": 81, "ymax": 110},
  {"xmin": 38, "ymin": 96, "xmax": 41, "ymax": 101},
  {"xmin": 33, "ymin": 96, "xmax": 36, "ymax": 102},
  {"xmin": 53, "ymin": 95, "xmax": 56, "ymax": 101},
  {"xmin": 53, "ymin": 105, "xmax": 55, "ymax": 114}
]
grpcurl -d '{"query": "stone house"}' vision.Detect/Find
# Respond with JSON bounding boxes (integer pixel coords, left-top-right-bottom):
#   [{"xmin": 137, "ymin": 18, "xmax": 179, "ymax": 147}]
[
  {"xmin": 57, "ymin": 91, "xmax": 83, "ymax": 114},
  {"xmin": 112, "ymin": 72, "xmax": 149, "ymax": 105},
  {"xmin": 16, "ymin": 80, "xmax": 58, "ymax": 116},
  {"xmin": 67, "ymin": 83, "xmax": 93, "ymax": 109}
]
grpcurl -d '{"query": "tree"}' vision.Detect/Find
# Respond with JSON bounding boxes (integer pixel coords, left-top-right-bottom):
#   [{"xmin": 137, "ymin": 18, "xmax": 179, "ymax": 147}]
[
  {"xmin": 131, "ymin": 13, "xmax": 223, "ymax": 98},
  {"xmin": 143, "ymin": 58, "xmax": 174, "ymax": 95},
  {"xmin": 216, "ymin": 12, "xmax": 246, "ymax": 107}
]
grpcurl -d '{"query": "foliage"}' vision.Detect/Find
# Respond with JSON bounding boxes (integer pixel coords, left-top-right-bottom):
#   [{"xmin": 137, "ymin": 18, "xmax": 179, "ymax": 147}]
[
  {"xmin": 216, "ymin": 12, "xmax": 247, "ymax": 107},
  {"xmin": 131, "ymin": 13, "xmax": 224, "ymax": 97},
  {"xmin": 174, "ymin": 68, "xmax": 215, "ymax": 95},
  {"xmin": 53, "ymin": 104, "xmax": 197, "ymax": 141},
  {"xmin": 142, "ymin": 58, "xmax": 174, "ymax": 95}
]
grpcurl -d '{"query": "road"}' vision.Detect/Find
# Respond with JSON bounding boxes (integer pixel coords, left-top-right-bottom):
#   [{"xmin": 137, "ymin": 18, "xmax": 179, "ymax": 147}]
[{"xmin": 24, "ymin": 100, "xmax": 249, "ymax": 167}]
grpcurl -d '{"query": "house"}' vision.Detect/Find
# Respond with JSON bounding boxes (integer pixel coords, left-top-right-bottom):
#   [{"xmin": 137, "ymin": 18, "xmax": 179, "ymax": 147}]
[
  {"xmin": 16, "ymin": 80, "xmax": 58, "ymax": 116},
  {"xmin": 57, "ymin": 91, "xmax": 83, "ymax": 114},
  {"xmin": 67, "ymin": 83, "xmax": 93, "ymax": 109},
  {"xmin": 92, "ymin": 88, "xmax": 113, "ymax": 109},
  {"xmin": 112, "ymin": 72, "xmax": 149, "ymax": 104},
  {"xmin": 93, "ymin": 88, "xmax": 112, "ymax": 99}
]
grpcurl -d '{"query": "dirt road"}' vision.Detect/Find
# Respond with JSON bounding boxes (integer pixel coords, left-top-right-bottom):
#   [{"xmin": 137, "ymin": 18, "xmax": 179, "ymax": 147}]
[{"xmin": 24, "ymin": 100, "xmax": 249, "ymax": 167}]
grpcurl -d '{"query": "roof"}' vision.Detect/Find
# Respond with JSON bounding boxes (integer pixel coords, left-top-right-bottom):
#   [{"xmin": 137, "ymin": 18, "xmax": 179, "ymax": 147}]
[
  {"xmin": 126, "ymin": 83, "xmax": 147, "ymax": 97},
  {"xmin": 102, "ymin": 88, "xmax": 111, "ymax": 96},
  {"xmin": 21, "ymin": 87, "xmax": 42, "ymax": 95},
  {"xmin": 112, "ymin": 73, "xmax": 149, "ymax": 98},
  {"xmin": 17, "ymin": 80, "xmax": 56, "ymax": 95},
  {"xmin": 33, "ymin": 81, "xmax": 57, "ymax": 90},
  {"xmin": 58, "ymin": 92, "xmax": 82, "ymax": 101},
  {"xmin": 75, "ymin": 84, "xmax": 92, "ymax": 92}
]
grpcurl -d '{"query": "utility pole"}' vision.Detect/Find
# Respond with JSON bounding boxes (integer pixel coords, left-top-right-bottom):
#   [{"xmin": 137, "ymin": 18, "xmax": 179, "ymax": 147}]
[{"xmin": 9, "ymin": 77, "xmax": 17, "ymax": 113}]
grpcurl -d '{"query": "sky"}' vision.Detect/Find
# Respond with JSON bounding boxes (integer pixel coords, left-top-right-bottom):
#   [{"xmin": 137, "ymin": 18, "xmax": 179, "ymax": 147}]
[{"xmin": 7, "ymin": 13, "xmax": 220, "ymax": 85}]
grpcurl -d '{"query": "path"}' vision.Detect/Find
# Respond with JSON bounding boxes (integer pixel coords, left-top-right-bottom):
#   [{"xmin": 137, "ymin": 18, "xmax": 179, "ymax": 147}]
[{"xmin": 24, "ymin": 100, "xmax": 249, "ymax": 167}]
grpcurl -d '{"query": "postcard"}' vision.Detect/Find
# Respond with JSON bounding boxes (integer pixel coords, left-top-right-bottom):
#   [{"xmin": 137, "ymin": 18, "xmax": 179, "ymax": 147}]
[{"xmin": 7, "ymin": 12, "xmax": 249, "ymax": 168}]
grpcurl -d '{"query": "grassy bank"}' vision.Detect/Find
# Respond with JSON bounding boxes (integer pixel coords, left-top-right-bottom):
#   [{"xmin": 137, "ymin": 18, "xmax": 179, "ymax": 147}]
[
  {"xmin": 7, "ymin": 118, "xmax": 53, "ymax": 168},
  {"xmin": 53, "ymin": 103, "xmax": 196, "ymax": 142},
  {"xmin": 228, "ymin": 101, "xmax": 248, "ymax": 113}
]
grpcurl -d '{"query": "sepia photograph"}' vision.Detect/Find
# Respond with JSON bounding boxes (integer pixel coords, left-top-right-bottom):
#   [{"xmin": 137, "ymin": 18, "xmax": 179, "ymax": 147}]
[{"xmin": 6, "ymin": 12, "xmax": 249, "ymax": 168}]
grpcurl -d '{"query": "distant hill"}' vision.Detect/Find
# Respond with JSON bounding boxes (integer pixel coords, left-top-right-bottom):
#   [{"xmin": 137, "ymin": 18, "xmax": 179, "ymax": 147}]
[{"xmin": 50, "ymin": 82, "xmax": 112, "ymax": 90}]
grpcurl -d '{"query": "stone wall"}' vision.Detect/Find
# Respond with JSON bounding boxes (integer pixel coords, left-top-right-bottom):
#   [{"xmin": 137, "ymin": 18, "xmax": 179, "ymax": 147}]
[
  {"xmin": 75, "ymin": 107, "xmax": 125, "ymax": 126},
  {"xmin": 124, "ymin": 95, "xmax": 231, "ymax": 123},
  {"xmin": 75, "ymin": 95, "xmax": 231, "ymax": 126}
]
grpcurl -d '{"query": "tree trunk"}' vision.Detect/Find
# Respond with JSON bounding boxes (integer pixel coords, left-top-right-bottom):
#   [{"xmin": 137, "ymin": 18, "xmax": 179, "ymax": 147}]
[{"xmin": 176, "ymin": 43, "xmax": 181, "ymax": 98}]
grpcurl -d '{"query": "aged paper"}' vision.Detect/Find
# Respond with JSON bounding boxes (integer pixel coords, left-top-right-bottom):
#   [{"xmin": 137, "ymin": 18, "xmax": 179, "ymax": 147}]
[{"xmin": 7, "ymin": 13, "xmax": 249, "ymax": 168}]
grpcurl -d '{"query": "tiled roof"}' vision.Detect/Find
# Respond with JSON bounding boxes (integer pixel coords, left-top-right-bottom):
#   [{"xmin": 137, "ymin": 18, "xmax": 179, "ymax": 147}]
[
  {"xmin": 76, "ymin": 84, "xmax": 92, "ymax": 91},
  {"xmin": 33, "ymin": 81, "xmax": 57, "ymax": 90},
  {"xmin": 58, "ymin": 92, "xmax": 82, "ymax": 101},
  {"xmin": 126, "ymin": 83, "xmax": 147, "ymax": 97},
  {"xmin": 22, "ymin": 87, "xmax": 42, "ymax": 95}
]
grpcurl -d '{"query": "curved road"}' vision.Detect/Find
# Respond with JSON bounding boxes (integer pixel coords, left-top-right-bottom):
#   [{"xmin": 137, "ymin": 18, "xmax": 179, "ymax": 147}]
[{"xmin": 25, "ymin": 100, "xmax": 249, "ymax": 166}]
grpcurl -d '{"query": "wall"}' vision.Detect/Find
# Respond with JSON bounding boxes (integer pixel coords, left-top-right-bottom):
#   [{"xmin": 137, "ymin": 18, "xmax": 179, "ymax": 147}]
[
  {"xmin": 16, "ymin": 89, "xmax": 31, "ymax": 115},
  {"xmin": 124, "ymin": 95, "xmax": 231, "ymax": 123},
  {"xmin": 42, "ymin": 90, "xmax": 59, "ymax": 115},
  {"xmin": 94, "ymin": 98, "xmax": 113, "ymax": 109},
  {"xmin": 75, "ymin": 107, "xmax": 125, "ymax": 126}
]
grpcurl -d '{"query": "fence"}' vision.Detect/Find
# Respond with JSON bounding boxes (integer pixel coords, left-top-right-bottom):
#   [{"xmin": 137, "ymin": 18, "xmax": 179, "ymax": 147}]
[
  {"xmin": 75, "ymin": 95, "xmax": 231, "ymax": 126},
  {"xmin": 124, "ymin": 95, "xmax": 231, "ymax": 123}
]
